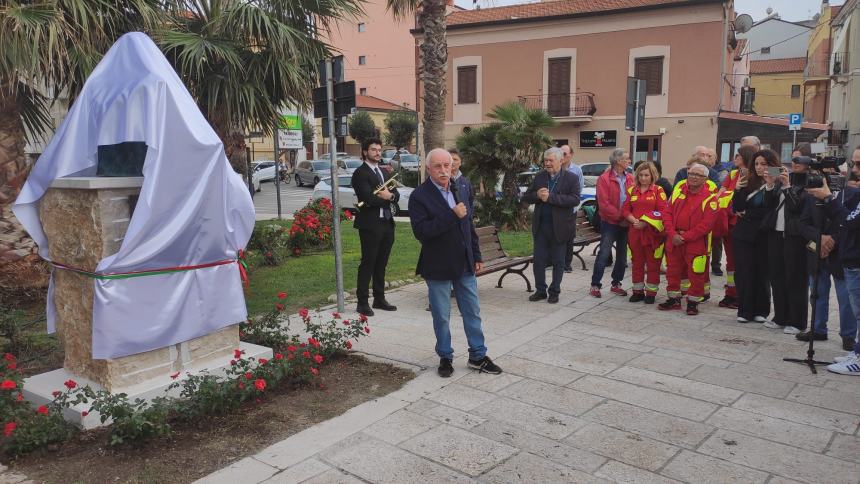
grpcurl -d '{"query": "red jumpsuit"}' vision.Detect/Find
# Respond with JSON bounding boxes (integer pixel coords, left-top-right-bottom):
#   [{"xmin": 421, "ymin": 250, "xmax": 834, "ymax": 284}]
[
  {"xmin": 664, "ymin": 182, "xmax": 718, "ymax": 303},
  {"xmin": 623, "ymin": 184, "xmax": 668, "ymax": 297},
  {"xmin": 714, "ymin": 170, "xmax": 740, "ymax": 299}
]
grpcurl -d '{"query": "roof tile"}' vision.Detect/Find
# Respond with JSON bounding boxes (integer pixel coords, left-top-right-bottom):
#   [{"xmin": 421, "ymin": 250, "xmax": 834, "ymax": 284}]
[{"xmin": 749, "ymin": 57, "xmax": 806, "ymax": 74}]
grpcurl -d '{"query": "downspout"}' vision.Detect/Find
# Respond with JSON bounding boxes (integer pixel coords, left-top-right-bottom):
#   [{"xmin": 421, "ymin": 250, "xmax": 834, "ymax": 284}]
[{"xmin": 718, "ymin": 1, "xmax": 730, "ymax": 114}]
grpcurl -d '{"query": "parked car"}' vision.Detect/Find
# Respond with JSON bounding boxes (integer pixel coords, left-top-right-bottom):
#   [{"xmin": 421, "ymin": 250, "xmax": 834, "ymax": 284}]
[
  {"xmin": 312, "ymin": 175, "xmax": 413, "ymax": 216},
  {"xmin": 337, "ymin": 157, "xmax": 364, "ymax": 174},
  {"xmin": 382, "ymin": 148, "xmax": 409, "ymax": 166},
  {"xmin": 252, "ymin": 161, "xmax": 277, "ymax": 182},
  {"xmin": 295, "ymin": 160, "xmax": 333, "ymax": 187},
  {"xmin": 579, "ymin": 162, "xmax": 633, "ymax": 187},
  {"xmin": 389, "ymin": 151, "xmax": 414, "ymax": 170},
  {"xmin": 319, "ymin": 151, "xmax": 350, "ymax": 161},
  {"xmin": 397, "ymin": 154, "xmax": 420, "ymax": 172}
]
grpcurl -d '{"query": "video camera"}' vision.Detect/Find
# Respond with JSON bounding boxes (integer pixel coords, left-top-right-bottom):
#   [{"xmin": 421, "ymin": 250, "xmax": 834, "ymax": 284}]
[{"xmin": 790, "ymin": 155, "xmax": 847, "ymax": 192}]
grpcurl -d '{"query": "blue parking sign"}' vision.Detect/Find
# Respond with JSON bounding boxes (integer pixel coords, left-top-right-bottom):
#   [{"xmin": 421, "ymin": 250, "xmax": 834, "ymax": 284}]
[{"xmin": 789, "ymin": 113, "xmax": 802, "ymax": 131}]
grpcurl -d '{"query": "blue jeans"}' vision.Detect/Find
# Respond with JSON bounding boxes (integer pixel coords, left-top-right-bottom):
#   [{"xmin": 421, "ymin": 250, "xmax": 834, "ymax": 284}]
[
  {"xmin": 426, "ymin": 273, "xmax": 487, "ymax": 360},
  {"xmin": 591, "ymin": 222, "xmax": 628, "ymax": 288},
  {"xmin": 841, "ymin": 268, "xmax": 860, "ymax": 353},
  {"xmin": 811, "ymin": 267, "xmax": 857, "ymax": 338}
]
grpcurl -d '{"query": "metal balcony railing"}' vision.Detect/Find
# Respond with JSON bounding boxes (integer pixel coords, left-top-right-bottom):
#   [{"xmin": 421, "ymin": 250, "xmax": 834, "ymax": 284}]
[
  {"xmin": 805, "ymin": 52, "xmax": 850, "ymax": 77},
  {"xmin": 517, "ymin": 92, "xmax": 597, "ymax": 118}
]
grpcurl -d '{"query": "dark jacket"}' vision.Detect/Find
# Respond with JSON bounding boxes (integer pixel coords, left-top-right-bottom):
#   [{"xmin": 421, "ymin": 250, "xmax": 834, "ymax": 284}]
[
  {"xmin": 732, "ymin": 185, "xmax": 773, "ymax": 242},
  {"xmin": 351, "ymin": 162, "xmax": 400, "ymax": 230},
  {"xmin": 522, "ymin": 170, "xmax": 581, "ymax": 243},
  {"xmin": 408, "ymin": 178, "xmax": 482, "ymax": 281},
  {"xmin": 824, "ymin": 187, "xmax": 860, "ymax": 269},
  {"xmin": 761, "ymin": 183, "xmax": 806, "ymax": 237},
  {"xmin": 799, "ymin": 193, "xmax": 844, "ymax": 278}
]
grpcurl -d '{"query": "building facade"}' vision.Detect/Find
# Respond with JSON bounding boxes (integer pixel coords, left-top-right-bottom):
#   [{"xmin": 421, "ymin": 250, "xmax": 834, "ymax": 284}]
[
  {"xmin": 748, "ymin": 57, "xmax": 805, "ymax": 118},
  {"xmin": 737, "ymin": 17, "xmax": 812, "ymax": 61},
  {"xmin": 803, "ymin": 2, "xmax": 842, "ymax": 125},
  {"xmin": 440, "ymin": 0, "xmax": 736, "ymax": 176},
  {"xmin": 828, "ymin": 0, "xmax": 858, "ymax": 155}
]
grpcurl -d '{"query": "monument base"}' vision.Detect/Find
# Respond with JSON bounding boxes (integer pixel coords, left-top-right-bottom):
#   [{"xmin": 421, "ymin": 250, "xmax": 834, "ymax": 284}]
[{"xmin": 23, "ymin": 342, "xmax": 272, "ymax": 429}]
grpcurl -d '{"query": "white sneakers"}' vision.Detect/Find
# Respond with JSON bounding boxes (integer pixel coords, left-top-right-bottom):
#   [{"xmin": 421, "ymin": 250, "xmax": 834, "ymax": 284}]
[
  {"xmin": 759, "ymin": 318, "xmax": 801, "ymax": 335},
  {"xmin": 783, "ymin": 326, "xmax": 801, "ymax": 335},
  {"xmin": 737, "ymin": 316, "xmax": 749, "ymax": 323},
  {"xmin": 828, "ymin": 353, "xmax": 860, "ymax": 376}
]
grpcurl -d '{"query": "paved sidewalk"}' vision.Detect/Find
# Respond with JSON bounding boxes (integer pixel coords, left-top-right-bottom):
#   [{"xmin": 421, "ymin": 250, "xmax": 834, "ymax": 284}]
[{"xmin": 198, "ymin": 266, "xmax": 860, "ymax": 484}]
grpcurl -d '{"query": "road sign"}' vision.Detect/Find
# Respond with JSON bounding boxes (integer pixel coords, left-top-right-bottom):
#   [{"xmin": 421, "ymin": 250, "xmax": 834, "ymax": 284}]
[
  {"xmin": 789, "ymin": 113, "xmax": 802, "ymax": 131},
  {"xmin": 313, "ymin": 81, "xmax": 356, "ymax": 119},
  {"xmin": 625, "ymin": 77, "xmax": 646, "ymax": 132},
  {"xmin": 279, "ymin": 114, "xmax": 301, "ymax": 130},
  {"xmin": 277, "ymin": 129, "xmax": 302, "ymax": 149}
]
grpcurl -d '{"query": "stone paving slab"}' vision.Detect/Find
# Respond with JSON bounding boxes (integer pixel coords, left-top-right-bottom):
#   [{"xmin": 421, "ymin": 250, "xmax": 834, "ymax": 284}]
[{"xmin": 195, "ymin": 260, "xmax": 860, "ymax": 484}]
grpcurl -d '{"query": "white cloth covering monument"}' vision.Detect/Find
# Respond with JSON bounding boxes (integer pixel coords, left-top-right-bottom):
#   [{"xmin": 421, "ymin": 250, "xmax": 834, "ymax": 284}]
[{"xmin": 12, "ymin": 33, "xmax": 270, "ymax": 425}]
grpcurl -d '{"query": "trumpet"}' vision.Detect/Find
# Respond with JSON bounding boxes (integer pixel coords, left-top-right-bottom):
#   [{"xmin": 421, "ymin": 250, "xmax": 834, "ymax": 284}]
[{"xmin": 356, "ymin": 173, "xmax": 399, "ymax": 208}]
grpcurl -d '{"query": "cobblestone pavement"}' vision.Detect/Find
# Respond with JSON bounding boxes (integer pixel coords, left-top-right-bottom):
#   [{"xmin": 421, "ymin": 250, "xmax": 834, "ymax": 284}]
[{"xmin": 196, "ymin": 262, "xmax": 860, "ymax": 484}]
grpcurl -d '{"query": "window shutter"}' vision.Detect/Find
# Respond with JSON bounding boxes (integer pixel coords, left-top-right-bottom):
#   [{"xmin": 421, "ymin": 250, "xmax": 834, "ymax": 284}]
[
  {"xmin": 634, "ymin": 57, "xmax": 664, "ymax": 95},
  {"xmin": 458, "ymin": 66, "xmax": 477, "ymax": 104}
]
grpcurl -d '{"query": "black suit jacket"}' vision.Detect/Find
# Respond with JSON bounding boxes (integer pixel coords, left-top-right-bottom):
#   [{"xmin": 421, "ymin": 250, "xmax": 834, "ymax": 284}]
[
  {"xmin": 351, "ymin": 162, "xmax": 400, "ymax": 230},
  {"xmin": 522, "ymin": 170, "xmax": 581, "ymax": 243},
  {"xmin": 408, "ymin": 178, "xmax": 481, "ymax": 281}
]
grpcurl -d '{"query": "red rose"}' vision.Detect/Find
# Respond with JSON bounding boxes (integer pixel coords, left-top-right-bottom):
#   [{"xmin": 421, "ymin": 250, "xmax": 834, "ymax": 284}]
[
  {"xmin": 4, "ymin": 353, "xmax": 15, "ymax": 362},
  {"xmin": 238, "ymin": 382, "xmax": 245, "ymax": 390},
  {"xmin": 6, "ymin": 362, "xmax": 15, "ymax": 370},
  {"xmin": 365, "ymin": 326, "xmax": 371, "ymax": 334},
  {"xmin": 170, "ymin": 371, "xmax": 180, "ymax": 379},
  {"xmin": 3, "ymin": 422, "xmax": 16, "ymax": 437},
  {"xmin": 287, "ymin": 345, "xmax": 297, "ymax": 353},
  {"xmin": 51, "ymin": 390, "xmax": 61, "ymax": 398},
  {"xmin": 274, "ymin": 353, "xmax": 283, "ymax": 360},
  {"xmin": 277, "ymin": 291, "xmax": 287, "ymax": 299},
  {"xmin": 343, "ymin": 320, "xmax": 350, "ymax": 326},
  {"xmin": 359, "ymin": 313, "xmax": 368, "ymax": 322},
  {"xmin": 275, "ymin": 303, "xmax": 285, "ymax": 311},
  {"xmin": 230, "ymin": 359, "xmax": 237, "ymax": 366},
  {"xmin": 234, "ymin": 349, "xmax": 243, "ymax": 359},
  {"xmin": 302, "ymin": 351, "xmax": 311, "ymax": 358},
  {"xmin": 254, "ymin": 379, "xmax": 266, "ymax": 391},
  {"xmin": 1, "ymin": 380, "xmax": 17, "ymax": 390},
  {"xmin": 314, "ymin": 354, "xmax": 324, "ymax": 364},
  {"xmin": 259, "ymin": 358, "xmax": 269, "ymax": 365},
  {"xmin": 16, "ymin": 393, "xmax": 23, "ymax": 402},
  {"xmin": 308, "ymin": 337, "xmax": 320, "ymax": 348},
  {"xmin": 37, "ymin": 405, "xmax": 48, "ymax": 415},
  {"xmin": 332, "ymin": 312, "xmax": 341, "ymax": 319},
  {"xmin": 299, "ymin": 308, "xmax": 309, "ymax": 319},
  {"xmin": 299, "ymin": 343, "xmax": 307, "ymax": 348},
  {"xmin": 310, "ymin": 367, "xmax": 319, "ymax": 376},
  {"xmin": 244, "ymin": 372, "xmax": 252, "ymax": 380},
  {"xmin": 64, "ymin": 379, "xmax": 77, "ymax": 390},
  {"xmin": 345, "ymin": 341, "xmax": 353, "ymax": 350},
  {"xmin": 287, "ymin": 354, "xmax": 295, "ymax": 360},
  {"xmin": 81, "ymin": 411, "xmax": 89, "ymax": 417}
]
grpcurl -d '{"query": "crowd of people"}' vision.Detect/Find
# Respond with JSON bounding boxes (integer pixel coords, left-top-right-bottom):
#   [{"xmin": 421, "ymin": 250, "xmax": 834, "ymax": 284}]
[{"xmin": 522, "ymin": 137, "xmax": 860, "ymax": 377}]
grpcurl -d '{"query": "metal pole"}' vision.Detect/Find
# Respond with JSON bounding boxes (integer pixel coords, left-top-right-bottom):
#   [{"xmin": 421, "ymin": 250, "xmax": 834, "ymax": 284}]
[
  {"xmin": 793, "ymin": 129, "xmax": 797, "ymax": 150},
  {"xmin": 326, "ymin": 58, "xmax": 345, "ymax": 312},
  {"xmin": 274, "ymin": 122, "xmax": 283, "ymax": 220},
  {"xmin": 632, "ymin": 80, "xmax": 640, "ymax": 162}
]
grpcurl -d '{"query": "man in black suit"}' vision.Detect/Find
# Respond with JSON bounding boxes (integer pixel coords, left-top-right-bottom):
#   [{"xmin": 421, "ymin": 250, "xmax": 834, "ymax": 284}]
[
  {"xmin": 522, "ymin": 147, "xmax": 581, "ymax": 303},
  {"xmin": 409, "ymin": 148, "xmax": 502, "ymax": 378},
  {"xmin": 352, "ymin": 137, "xmax": 399, "ymax": 317}
]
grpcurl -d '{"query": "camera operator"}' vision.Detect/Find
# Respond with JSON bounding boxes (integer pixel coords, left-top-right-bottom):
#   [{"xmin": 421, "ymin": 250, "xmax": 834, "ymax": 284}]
[
  {"xmin": 808, "ymin": 165, "xmax": 860, "ymax": 375},
  {"xmin": 761, "ymin": 152, "xmax": 808, "ymax": 335}
]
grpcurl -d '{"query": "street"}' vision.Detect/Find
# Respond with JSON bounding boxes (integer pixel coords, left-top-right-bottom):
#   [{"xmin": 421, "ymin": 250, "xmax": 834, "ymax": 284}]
[{"xmin": 252, "ymin": 178, "xmax": 316, "ymax": 220}]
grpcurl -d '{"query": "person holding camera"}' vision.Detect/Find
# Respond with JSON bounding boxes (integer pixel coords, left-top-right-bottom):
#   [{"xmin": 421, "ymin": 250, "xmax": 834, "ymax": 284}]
[
  {"xmin": 759, "ymin": 150, "xmax": 808, "ymax": 335},
  {"xmin": 808, "ymin": 180, "xmax": 860, "ymax": 375},
  {"xmin": 732, "ymin": 150, "xmax": 779, "ymax": 323}
]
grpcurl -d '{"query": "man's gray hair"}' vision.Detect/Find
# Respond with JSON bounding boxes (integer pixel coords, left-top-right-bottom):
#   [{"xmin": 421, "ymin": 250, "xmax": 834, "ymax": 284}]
[
  {"xmin": 689, "ymin": 163, "xmax": 709, "ymax": 176},
  {"xmin": 741, "ymin": 136, "xmax": 761, "ymax": 148},
  {"xmin": 609, "ymin": 148, "xmax": 628, "ymax": 167},
  {"xmin": 425, "ymin": 147, "xmax": 452, "ymax": 167},
  {"xmin": 544, "ymin": 147, "xmax": 563, "ymax": 162}
]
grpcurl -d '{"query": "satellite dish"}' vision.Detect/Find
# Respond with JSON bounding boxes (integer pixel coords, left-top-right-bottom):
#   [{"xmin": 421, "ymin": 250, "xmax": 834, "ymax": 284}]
[{"xmin": 735, "ymin": 14, "xmax": 753, "ymax": 33}]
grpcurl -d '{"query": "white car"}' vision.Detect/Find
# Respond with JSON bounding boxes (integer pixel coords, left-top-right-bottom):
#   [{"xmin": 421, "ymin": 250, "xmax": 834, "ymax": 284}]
[
  {"xmin": 312, "ymin": 175, "xmax": 413, "ymax": 216},
  {"xmin": 398, "ymin": 154, "xmax": 420, "ymax": 172},
  {"xmin": 319, "ymin": 152, "xmax": 350, "ymax": 161},
  {"xmin": 337, "ymin": 157, "xmax": 364, "ymax": 174},
  {"xmin": 252, "ymin": 161, "xmax": 277, "ymax": 182}
]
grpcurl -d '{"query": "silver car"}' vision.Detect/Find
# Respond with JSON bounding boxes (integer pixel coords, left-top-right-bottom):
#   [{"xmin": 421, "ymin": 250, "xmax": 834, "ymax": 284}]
[{"xmin": 295, "ymin": 160, "xmax": 333, "ymax": 187}]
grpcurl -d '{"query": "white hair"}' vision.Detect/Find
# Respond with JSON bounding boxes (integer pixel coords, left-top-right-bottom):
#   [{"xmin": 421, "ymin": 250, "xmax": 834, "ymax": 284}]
[
  {"xmin": 741, "ymin": 136, "xmax": 761, "ymax": 148},
  {"xmin": 544, "ymin": 147, "xmax": 563, "ymax": 162},
  {"xmin": 425, "ymin": 147, "xmax": 452, "ymax": 167},
  {"xmin": 689, "ymin": 163, "xmax": 709, "ymax": 176},
  {"xmin": 609, "ymin": 148, "xmax": 628, "ymax": 167}
]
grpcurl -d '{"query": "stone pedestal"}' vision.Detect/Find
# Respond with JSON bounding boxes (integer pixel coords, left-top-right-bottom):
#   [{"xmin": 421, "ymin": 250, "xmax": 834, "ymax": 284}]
[{"xmin": 23, "ymin": 177, "xmax": 269, "ymax": 428}]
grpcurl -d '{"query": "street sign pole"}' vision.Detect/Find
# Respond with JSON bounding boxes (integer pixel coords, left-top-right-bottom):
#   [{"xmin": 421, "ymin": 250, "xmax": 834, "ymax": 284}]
[
  {"xmin": 789, "ymin": 113, "xmax": 802, "ymax": 148},
  {"xmin": 632, "ymin": 79, "xmax": 640, "ymax": 161},
  {"xmin": 274, "ymin": 122, "xmax": 283, "ymax": 220},
  {"xmin": 326, "ymin": 58, "xmax": 345, "ymax": 312}
]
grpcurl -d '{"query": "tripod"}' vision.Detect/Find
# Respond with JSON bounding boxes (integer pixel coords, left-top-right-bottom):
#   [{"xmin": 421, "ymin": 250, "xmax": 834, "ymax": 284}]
[{"xmin": 783, "ymin": 200, "xmax": 831, "ymax": 374}]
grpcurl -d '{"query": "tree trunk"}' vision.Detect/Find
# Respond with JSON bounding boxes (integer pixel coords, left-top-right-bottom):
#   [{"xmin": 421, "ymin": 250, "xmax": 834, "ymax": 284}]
[
  {"xmin": 419, "ymin": 0, "xmax": 448, "ymax": 155},
  {"xmin": 0, "ymin": 90, "xmax": 48, "ymax": 291}
]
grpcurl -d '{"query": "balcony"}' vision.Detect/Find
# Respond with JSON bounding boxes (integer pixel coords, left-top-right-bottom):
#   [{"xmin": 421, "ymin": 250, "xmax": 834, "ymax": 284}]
[
  {"xmin": 517, "ymin": 92, "xmax": 596, "ymax": 122},
  {"xmin": 805, "ymin": 52, "xmax": 850, "ymax": 79}
]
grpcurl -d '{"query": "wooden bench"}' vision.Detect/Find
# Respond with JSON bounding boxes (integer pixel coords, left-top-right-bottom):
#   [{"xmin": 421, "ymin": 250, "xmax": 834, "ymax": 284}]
[
  {"xmin": 571, "ymin": 210, "xmax": 602, "ymax": 270},
  {"xmin": 474, "ymin": 226, "xmax": 534, "ymax": 292}
]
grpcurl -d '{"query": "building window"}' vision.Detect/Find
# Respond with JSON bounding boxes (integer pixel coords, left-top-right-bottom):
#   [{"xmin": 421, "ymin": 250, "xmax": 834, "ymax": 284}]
[
  {"xmin": 791, "ymin": 84, "xmax": 801, "ymax": 98},
  {"xmin": 760, "ymin": 46, "xmax": 771, "ymax": 54},
  {"xmin": 631, "ymin": 135, "xmax": 661, "ymax": 163},
  {"xmin": 358, "ymin": 55, "xmax": 366, "ymax": 65},
  {"xmin": 359, "ymin": 87, "xmax": 367, "ymax": 96},
  {"xmin": 634, "ymin": 57, "xmax": 664, "ymax": 95},
  {"xmin": 358, "ymin": 23, "xmax": 365, "ymax": 32},
  {"xmin": 457, "ymin": 66, "xmax": 477, "ymax": 104},
  {"xmin": 547, "ymin": 57, "xmax": 572, "ymax": 116}
]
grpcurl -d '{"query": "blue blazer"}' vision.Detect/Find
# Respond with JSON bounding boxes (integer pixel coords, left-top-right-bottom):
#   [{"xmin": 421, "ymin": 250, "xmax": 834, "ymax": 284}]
[{"xmin": 408, "ymin": 177, "xmax": 482, "ymax": 281}]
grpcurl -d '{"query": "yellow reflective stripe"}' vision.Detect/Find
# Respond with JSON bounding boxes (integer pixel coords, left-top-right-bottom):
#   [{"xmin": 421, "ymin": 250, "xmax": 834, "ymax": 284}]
[
  {"xmin": 726, "ymin": 272, "xmax": 735, "ymax": 285},
  {"xmin": 692, "ymin": 254, "xmax": 708, "ymax": 273},
  {"xmin": 706, "ymin": 180, "xmax": 717, "ymax": 191},
  {"xmin": 668, "ymin": 290, "xmax": 682, "ymax": 297},
  {"xmin": 681, "ymin": 279, "xmax": 691, "ymax": 289},
  {"xmin": 653, "ymin": 243, "xmax": 664, "ymax": 259},
  {"xmin": 627, "ymin": 186, "xmax": 634, "ymax": 195},
  {"xmin": 644, "ymin": 282, "xmax": 659, "ymax": 292}
]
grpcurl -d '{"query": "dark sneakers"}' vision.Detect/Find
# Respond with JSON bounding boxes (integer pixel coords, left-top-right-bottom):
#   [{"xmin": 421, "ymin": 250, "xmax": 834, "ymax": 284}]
[
  {"xmin": 658, "ymin": 298, "xmax": 682, "ymax": 311},
  {"xmin": 796, "ymin": 331, "xmax": 828, "ymax": 342},
  {"xmin": 468, "ymin": 356, "xmax": 503, "ymax": 375},
  {"xmin": 686, "ymin": 301, "xmax": 699, "ymax": 316},
  {"xmin": 438, "ymin": 358, "xmax": 454, "ymax": 378},
  {"xmin": 372, "ymin": 299, "xmax": 397, "ymax": 311},
  {"xmin": 843, "ymin": 336, "xmax": 857, "ymax": 352},
  {"xmin": 356, "ymin": 303, "xmax": 374, "ymax": 317},
  {"xmin": 629, "ymin": 291, "xmax": 645, "ymax": 303},
  {"xmin": 529, "ymin": 292, "xmax": 548, "ymax": 302},
  {"xmin": 547, "ymin": 293, "xmax": 559, "ymax": 304},
  {"xmin": 718, "ymin": 296, "xmax": 739, "ymax": 309},
  {"xmin": 643, "ymin": 295, "xmax": 655, "ymax": 304}
]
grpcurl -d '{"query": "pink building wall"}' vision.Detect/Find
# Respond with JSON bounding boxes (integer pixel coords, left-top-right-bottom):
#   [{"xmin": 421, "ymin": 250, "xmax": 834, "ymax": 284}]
[{"xmin": 325, "ymin": 0, "xmax": 417, "ymax": 109}]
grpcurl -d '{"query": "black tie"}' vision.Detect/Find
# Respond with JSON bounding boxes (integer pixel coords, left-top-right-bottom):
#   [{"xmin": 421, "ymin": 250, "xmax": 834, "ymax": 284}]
[{"xmin": 376, "ymin": 168, "xmax": 391, "ymax": 220}]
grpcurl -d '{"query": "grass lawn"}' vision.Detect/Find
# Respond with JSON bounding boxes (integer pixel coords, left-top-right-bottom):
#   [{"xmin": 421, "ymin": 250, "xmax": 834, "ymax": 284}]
[{"xmin": 246, "ymin": 221, "xmax": 533, "ymax": 316}]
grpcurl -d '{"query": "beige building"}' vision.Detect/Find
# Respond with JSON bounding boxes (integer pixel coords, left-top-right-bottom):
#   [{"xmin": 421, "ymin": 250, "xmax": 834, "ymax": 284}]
[
  {"xmin": 438, "ymin": 0, "xmax": 739, "ymax": 176},
  {"xmin": 748, "ymin": 57, "xmax": 806, "ymax": 118}
]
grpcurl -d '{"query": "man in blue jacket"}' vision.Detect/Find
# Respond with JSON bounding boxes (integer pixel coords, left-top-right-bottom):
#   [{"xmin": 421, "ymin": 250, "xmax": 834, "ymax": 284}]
[{"xmin": 409, "ymin": 148, "xmax": 502, "ymax": 378}]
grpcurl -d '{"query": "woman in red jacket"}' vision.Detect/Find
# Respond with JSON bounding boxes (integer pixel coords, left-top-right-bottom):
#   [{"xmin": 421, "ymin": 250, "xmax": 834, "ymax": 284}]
[{"xmin": 623, "ymin": 162, "xmax": 669, "ymax": 304}]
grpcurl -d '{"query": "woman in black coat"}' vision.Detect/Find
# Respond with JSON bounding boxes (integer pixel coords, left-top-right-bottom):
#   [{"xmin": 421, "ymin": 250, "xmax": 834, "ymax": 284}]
[{"xmin": 732, "ymin": 147, "xmax": 779, "ymax": 323}]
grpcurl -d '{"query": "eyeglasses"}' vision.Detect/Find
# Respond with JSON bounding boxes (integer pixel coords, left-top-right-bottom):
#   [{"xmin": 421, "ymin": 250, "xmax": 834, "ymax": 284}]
[{"xmin": 687, "ymin": 173, "xmax": 707, "ymax": 179}]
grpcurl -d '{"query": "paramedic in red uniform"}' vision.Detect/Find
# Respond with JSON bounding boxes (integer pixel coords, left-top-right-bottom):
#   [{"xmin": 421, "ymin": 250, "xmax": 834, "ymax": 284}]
[
  {"xmin": 622, "ymin": 162, "xmax": 668, "ymax": 304},
  {"xmin": 660, "ymin": 163, "xmax": 719, "ymax": 315}
]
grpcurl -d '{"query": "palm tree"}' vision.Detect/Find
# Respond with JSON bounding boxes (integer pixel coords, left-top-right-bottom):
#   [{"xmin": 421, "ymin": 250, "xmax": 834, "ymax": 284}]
[
  {"xmin": 156, "ymin": 0, "xmax": 363, "ymax": 179},
  {"xmin": 386, "ymin": 0, "xmax": 447, "ymax": 155},
  {"xmin": 0, "ymin": 0, "xmax": 163, "ymax": 288}
]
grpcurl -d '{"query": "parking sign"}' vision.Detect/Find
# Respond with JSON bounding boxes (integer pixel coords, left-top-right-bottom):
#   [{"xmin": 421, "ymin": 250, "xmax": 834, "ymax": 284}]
[{"xmin": 789, "ymin": 113, "xmax": 802, "ymax": 131}]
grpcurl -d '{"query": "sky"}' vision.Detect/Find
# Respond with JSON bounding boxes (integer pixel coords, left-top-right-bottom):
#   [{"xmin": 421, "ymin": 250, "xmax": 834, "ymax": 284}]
[{"xmin": 453, "ymin": 0, "xmax": 845, "ymax": 23}]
